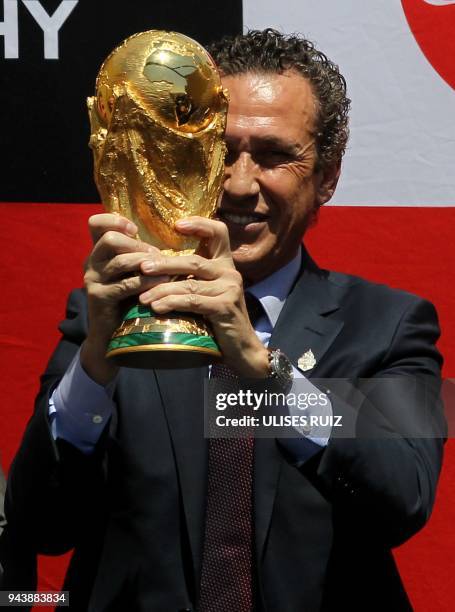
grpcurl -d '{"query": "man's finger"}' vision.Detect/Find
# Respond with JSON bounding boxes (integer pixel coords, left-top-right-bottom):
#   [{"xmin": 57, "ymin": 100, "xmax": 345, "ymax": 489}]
[
  {"xmin": 140, "ymin": 252, "xmax": 230, "ymax": 280},
  {"xmin": 91, "ymin": 230, "xmax": 157, "ymax": 263},
  {"xmin": 88, "ymin": 274, "xmax": 170, "ymax": 302},
  {"xmin": 139, "ymin": 278, "xmax": 224, "ymax": 305},
  {"xmin": 101, "ymin": 252, "xmax": 163, "ymax": 282},
  {"xmin": 148, "ymin": 293, "xmax": 223, "ymax": 317},
  {"xmin": 174, "ymin": 216, "xmax": 233, "ymax": 260},
  {"xmin": 88, "ymin": 213, "xmax": 138, "ymax": 244}
]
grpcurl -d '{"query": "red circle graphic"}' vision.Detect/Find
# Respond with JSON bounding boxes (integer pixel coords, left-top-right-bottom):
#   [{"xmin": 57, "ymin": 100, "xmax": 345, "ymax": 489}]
[{"xmin": 402, "ymin": 0, "xmax": 455, "ymax": 90}]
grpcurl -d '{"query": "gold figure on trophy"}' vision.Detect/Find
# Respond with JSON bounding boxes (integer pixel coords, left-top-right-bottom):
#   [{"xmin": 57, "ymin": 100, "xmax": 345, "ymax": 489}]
[{"xmin": 87, "ymin": 30, "xmax": 229, "ymax": 368}]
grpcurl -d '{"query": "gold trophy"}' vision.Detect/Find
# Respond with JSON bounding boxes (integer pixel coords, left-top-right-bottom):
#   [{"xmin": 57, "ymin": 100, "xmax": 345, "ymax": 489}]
[{"xmin": 87, "ymin": 30, "xmax": 228, "ymax": 368}]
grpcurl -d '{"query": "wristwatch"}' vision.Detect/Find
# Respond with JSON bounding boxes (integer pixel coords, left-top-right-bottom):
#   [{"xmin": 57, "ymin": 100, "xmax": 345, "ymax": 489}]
[{"xmin": 267, "ymin": 348, "xmax": 294, "ymax": 392}]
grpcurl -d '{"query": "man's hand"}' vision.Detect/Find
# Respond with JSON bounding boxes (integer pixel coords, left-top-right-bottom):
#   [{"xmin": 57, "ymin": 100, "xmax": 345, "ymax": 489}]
[
  {"xmin": 81, "ymin": 213, "xmax": 169, "ymax": 385},
  {"xmin": 139, "ymin": 216, "xmax": 270, "ymax": 378}
]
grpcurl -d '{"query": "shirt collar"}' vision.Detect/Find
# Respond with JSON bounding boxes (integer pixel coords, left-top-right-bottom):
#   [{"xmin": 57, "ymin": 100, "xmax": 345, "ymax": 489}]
[{"xmin": 247, "ymin": 248, "xmax": 302, "ymax": 328}]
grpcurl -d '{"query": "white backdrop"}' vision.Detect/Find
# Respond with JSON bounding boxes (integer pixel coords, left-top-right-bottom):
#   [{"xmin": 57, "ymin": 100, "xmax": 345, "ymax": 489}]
[{"xmin": 244, "ymin": 0, "xmax": 455, "ymax": 206}]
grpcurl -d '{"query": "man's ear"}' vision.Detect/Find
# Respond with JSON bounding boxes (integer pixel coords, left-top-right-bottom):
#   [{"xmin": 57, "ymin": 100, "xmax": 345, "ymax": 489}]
[{"xmin": 315, "ymin": 160, "xmax": 341, "ymax": 207}]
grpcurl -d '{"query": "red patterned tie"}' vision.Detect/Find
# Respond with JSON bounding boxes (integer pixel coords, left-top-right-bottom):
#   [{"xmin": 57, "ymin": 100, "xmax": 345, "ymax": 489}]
[{"xmin": 198, "ymin": 294, "xmax": 261, "ymax": 612}]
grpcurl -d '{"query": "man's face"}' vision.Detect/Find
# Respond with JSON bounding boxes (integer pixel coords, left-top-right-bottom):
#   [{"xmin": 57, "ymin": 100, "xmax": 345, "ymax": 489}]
[{"xmin": 218, "ymin": 71, "xmax": 339, "ymax": 284}]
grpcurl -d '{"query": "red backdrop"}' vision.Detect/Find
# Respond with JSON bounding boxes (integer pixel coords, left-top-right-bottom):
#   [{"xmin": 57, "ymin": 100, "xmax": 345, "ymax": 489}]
[{"xmin": 0, "ymin": 203, "xmax": 454, "ymax": 611}]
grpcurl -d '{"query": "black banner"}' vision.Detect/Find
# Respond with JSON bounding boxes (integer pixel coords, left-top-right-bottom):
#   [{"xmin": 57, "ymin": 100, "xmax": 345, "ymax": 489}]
[{"xmin": 1, "ymin": 0, "xmax": 242, "ymax": 203}]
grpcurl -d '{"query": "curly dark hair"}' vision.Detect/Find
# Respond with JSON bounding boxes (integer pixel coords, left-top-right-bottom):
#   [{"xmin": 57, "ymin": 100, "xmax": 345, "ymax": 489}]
[{"xmin": 207, "ymin": 29, "xmax": 350, "ymax": 169}]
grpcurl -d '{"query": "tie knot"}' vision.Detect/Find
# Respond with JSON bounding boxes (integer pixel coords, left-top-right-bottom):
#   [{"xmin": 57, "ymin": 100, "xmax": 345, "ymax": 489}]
[{"xmin": 244, "ymin": 292, "xmax": 263, "ymax": 327}]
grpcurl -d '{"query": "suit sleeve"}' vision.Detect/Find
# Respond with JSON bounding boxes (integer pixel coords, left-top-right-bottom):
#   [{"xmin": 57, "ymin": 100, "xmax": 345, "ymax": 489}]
[
  {"xmin": 305, "ymin": 297, "xmax": 446, "ymax": 547},
  {"xmin": 4, "ymin": 289, "xmax": 108, "ymax": 555}
]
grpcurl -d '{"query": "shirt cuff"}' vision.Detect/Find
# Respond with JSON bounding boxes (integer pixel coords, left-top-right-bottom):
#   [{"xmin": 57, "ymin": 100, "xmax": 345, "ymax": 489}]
[
  {"xmin": 277, "ymin": 366, "xmax": 333, "ymax": 464},
  {"xmin": 49, "ymin": 348, "xmax": 116, "ymax": 454},
  {"xmin": 289, "ymin": 366, "xmax": 332, "ymax": 445}
]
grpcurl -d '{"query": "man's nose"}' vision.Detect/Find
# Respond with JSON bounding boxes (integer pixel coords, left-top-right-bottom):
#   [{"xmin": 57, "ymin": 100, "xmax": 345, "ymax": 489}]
[{"xmin": 224, "ymin": 152, "xmax": 260, "ymax": 199}]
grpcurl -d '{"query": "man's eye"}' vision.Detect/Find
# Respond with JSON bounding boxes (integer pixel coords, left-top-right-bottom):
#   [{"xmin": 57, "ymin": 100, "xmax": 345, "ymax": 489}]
[
  {"xmin": 271, "ymin": 150, "xmax": 290, "ymax": 158},
  {"xmin": 223, "ymin": 149, "xmax": 293, "ymax": 166},
  {"xmin": 257, "ymin": 150, "xmax": 292, "ymax": 165}
]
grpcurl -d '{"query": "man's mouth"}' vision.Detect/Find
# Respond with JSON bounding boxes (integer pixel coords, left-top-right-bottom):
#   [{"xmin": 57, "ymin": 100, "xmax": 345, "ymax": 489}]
[{"xmin": 219, "ymin": 210, "xmax": 268, "ymax": 227}]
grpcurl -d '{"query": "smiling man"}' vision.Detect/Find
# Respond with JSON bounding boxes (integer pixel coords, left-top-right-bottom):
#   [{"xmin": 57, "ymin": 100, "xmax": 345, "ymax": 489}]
[
  {"xmin": 220, "ymin": 71, "xmax": 331, "ymax": 282},
  {"xmin": 2, "ymin": 29, "xmax": 445, "ymax": 612}
]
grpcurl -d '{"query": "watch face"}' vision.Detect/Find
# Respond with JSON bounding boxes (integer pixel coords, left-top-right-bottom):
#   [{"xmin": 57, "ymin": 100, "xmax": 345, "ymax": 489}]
[
  {"xmin": 276, "ymin": 351, "xmax": 294, "ymax": 381},
  {"xmin": 271, "ymin": 350, "xmax": 293, "ymax": 387}
]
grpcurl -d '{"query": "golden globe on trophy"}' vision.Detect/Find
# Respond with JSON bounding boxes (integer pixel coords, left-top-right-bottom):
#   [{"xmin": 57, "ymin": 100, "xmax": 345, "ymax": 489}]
[{"xmin": 87, "ymin": 30, "xmax": 228, "ymax": 369}]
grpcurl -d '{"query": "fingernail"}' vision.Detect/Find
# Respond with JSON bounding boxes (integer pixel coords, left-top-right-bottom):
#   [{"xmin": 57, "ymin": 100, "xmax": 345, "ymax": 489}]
[
  {"xmin": 175, "ymin": 220, "xmax": 193, "ymax": 229},
  {"xmin": 126, "ymin": 222, "xmax": 138, "ymax": 236}
]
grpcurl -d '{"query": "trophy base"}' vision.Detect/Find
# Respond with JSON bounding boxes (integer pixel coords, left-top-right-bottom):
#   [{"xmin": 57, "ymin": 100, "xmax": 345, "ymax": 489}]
[
  {"xmin": 107, "ymin": 332, "xmax": 221, "ymax": 369},
  {"xmin": 106, "ymin": 305, "xmax": 222, "ymax": 369}
]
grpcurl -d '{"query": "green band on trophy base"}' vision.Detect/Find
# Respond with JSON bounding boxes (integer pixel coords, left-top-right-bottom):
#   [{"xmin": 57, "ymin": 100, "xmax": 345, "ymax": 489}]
[
  {"xmin": 108, "ymin": 332, "xmax": 220, "ymax": 353},
  {"xmin": 106, "ymin": 317, "xmax": 222, "ymax": 369}
]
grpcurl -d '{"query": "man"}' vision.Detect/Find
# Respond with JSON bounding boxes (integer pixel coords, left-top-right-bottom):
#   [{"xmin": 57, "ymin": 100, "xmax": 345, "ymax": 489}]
[{"xmin": 2, "ymin": 29, "xmax": 445, "ymax": 611}]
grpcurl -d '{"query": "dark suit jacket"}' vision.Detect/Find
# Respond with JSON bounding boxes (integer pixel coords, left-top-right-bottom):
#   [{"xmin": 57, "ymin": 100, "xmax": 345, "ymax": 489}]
[{"xmin": 2, "ymin": 253, "xmax": 446, "ymax": 611}]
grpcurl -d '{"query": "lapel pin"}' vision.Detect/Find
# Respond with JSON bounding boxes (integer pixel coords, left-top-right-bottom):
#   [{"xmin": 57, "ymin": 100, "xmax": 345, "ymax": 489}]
[{"xmin": 298, "ymin": 349, "xmax": 316, "ymax": 372}]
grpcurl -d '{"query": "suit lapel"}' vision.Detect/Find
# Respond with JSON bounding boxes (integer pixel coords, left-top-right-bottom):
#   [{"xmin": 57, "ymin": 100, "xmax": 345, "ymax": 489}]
[
  {"xmin": 270, "ymin": 258, "xmax": 345, "ymax": 376},
  {"xmin": 254, "ymin": 251, "xmax": 346, "ymax": 562},
  {"xmin": 155, "ymin": 367, "xmax": 208, "ymax": 586}
]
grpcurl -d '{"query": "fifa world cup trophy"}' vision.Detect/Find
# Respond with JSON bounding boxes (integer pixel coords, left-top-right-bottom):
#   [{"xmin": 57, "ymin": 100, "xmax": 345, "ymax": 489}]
[{"xmin": 87, "ymin": 31, "xmax": 228, "ymax": 368}]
